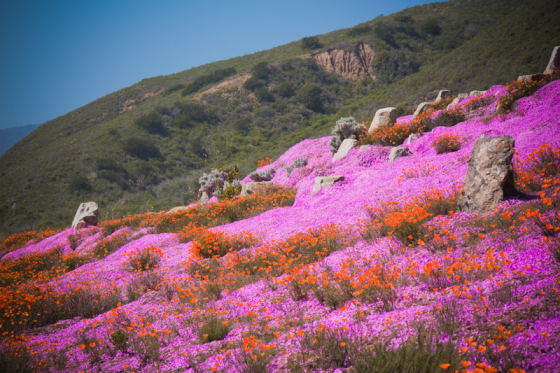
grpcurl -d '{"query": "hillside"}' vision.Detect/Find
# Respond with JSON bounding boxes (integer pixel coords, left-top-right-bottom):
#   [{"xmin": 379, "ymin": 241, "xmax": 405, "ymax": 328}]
[
  {"xmin": 0, "ymin": 73, "xmax": 559, "ymax": 372},
  {"xmin": 1, "ymin": 0, "xmax": 559, "ymax": 238},
  {"xmin": 0, "ymin": 124, "xmax": 40, "ymax": 156}
]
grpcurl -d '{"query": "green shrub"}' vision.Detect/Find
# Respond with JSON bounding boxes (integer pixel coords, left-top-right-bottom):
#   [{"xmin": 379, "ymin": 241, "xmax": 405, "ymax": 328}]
[
  {"xmin": 122, "ymin": 137, "xmax": 162, "ymax": 160},
  {"xmin": 301, "ymin": 36, "xmax": 322, "ymax": 50},
  {"xmin": 434, "ymin": 134, "xmax": 461, "ymax": 154},
  {"xmin": 255, "ymin": 87, "xmax": 275, "ymax": 102},
  {"xmin": 197, "ymin": 314, "xmax": 231, "ymax": 343},
  {"xmin": 286, "ymin": 157, "xmax": 308, "ymax": 177},
  {"xmin": 110, "ymin": 329, "xmax": 129, "ymax": 352},
  {"xmin": 297, "ymin": 83, "xmax": 323, "ymax": 112},
  {"xmin": 163, "ymin": 83, "xmax": 186, "ymax": 96},
  {"xmin": 134, "ymin": 112, "xmax": 166, "ymax": 135},
  {"xmin": 128, "ymin": 247, "xmax": 161, "ymax": 272},
  {"xmin": 68, "ymin": 176, "xmax": 92, "ymax": 193},
  {"xmin": 274, "ymin": 81, "xmax": 295, "ymax": 98},
  {"xmin": 349, "ymin": 327, "xmax": 465, "ymax": 373},
  {"xmin": 329, "ymin": 116, "xmax": 366, "ymax": 154},
  {"xmin": 192, "ymin": 229, "xmax": 256, "ymax": 259},
  {"xmin": 347, "ymin": 24, "xmax": 371, "ymax": 37},
  {"xmin": 419, "ymin": 18, "xmax": 441, "ymax": 37}
]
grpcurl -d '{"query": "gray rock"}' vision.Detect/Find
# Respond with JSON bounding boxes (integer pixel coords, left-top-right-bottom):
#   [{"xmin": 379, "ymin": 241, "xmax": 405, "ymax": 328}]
[
  {"xmin": 413, "ymin": 102, "xmax": 431, "ymax": 119},
  {"xmin": 544, "ymin": 46, "xmax": 560, "ymax": 75},
  {"xmin": 71, "ymin": 202, "xmax": 98, "ymax": 229},
  {"xmin": 199, "ymin": 192, "xmax": 210, "ymax": 203},
  {"xmin": 333, "ymin": 139, "xmax": 357, "ymax": 161},
  {"xmin": 448, "ymin": 93, "xmax": 469, "ymax": 108},
  {"xmin": 168, "ymin": 206, "xmax": 190, "ymax": 214},
  {"xmin": 469, "ymin": 90, "xmax": 487, "ymax": 97},
  {"xmin": 311, "ymin": 176, "xmax": 344, "ymax": 196},
  {"xmin": 433, "ymin": 90, "xmax": 451, "ymax": 104},
  {"xmin": 241, "ymin": 182, "xmax": 272, "ymax": 197},
  {"xmin": 457, "ymin": 134, "xmax": 516, "ymax": 215},
  {"xmin": 359, "ymin": 145, "xmax": 370, "ymax": 152},
  {"xmin": 388, "ymin": 146, "xmax": 411, "ymax": 162},
  {"xmin": 368, "ymin": 107, "xmax": 397, "ymax": 134},
  {"xmin": 405, "ymin": 133, "xmax": 421, "ymax": 145}
]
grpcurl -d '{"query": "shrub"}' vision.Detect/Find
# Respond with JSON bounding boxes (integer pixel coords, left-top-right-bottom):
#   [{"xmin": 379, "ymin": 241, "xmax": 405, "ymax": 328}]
[
  {"xmin": 419, "ymin": 18, "xmax": 441, "ymax": 37},
  {"xmin": 199, "ymin": 168, "xmax": 229, "ymax": 198},
  {"xmin": 192, "ymin": 229, "xmax": 256, "ymax": 259},
  {"xmin": 122, "ymin": 137, "xmax": 161, "ymax": 160},
  {"xmin": 197, "ymin": 314, "xmax": 231, "ymax": 343},
  {"xmin": 329, "ymin": 117, "xmax": 366, "ymax": 155},
  {"xmin": 514, "ymin": 144, "xmax": 560, "ymax": 193},
  {"xmin": 433, "ymin": 133, "xmax": 462, "ymax": 154},
  {"xmin": 93, "ymin": 231, "xmax": 133, "ymax": 258},
  {"xmin": 163, "ymin": 83, "xmax": 186, "ymax": 96},
  {"xmin": 274, "ymin": 81, "xmax": 295, "ymax": 98},
  {"xmin": 421, "ymin": 110, "xmax": 465, "ymax": 131},
  {"xmin": 126, "ymin": 245, "xmax": 163, "ymax": 272},
  {"xmin": 349, "ymin": 327, "xmax": 466, "ymax": 373},
  {"xmin": 63, "ymin": 253, "xmax": 89, "ymax": 271},
  {"xmin": 347, "ymin": 24, "xmax": 371, "ymax": 37},
  {"xmin": 134, "ymin": 111, "xmax": 166, "ymax": 134},
  {"xmin": 249, "ymin": 168, "xmax": 276, "ymax": 182},
  {"xmin": 255, "ymin": 87, "xmax": 275, "ymax": 102},
  {"xmin": 110, "ymin": 329, "xmax": 129, "ymax": 352},
  {"xmin": 286, "ymin": 157, "xmax": 308, "ymax": 177},
  {"xmin": 300, "ymin": 36, "xmax": 322, "ymax": 50},
  {"xmin": 297, "ymin": 83, "xmax": 323, "ymax": 112},
  {"xmin": 68, "ymin": 176, "xmax": 92, "ymax": 193}
]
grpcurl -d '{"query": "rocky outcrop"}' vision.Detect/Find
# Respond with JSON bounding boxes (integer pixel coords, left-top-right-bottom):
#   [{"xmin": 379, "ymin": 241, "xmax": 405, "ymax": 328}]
[
  {"xmin": 389, "ymin": 146, "xmax": 411, "ymax": 162},
  {"xmin": 457, "ymin": 134, "xmax": 516, "ymax": 215},
  {"xmin": 405, "ymin": 133, "xmax": 421, "ymax": 145},
  {"xmin": 312, "ymin": 42, "xmax": 375, "ymax": 80},
  {"xmin": 71, "ymin": 202, "xmax": 98, "ymax": 229},
  {"xmin": 469, "ymin": 90, "xmax": 487, "ymax": 97},
  {"xmin": 168, "ymin": 206, "xmax": 189, "ymax": 214},
  {"xmin": 413, "ymin": 102, "xmax": 431, "ymax": 119},
  {"xmin": 312, "ymin": 176, "xmax": 344, "ymax": 196},
  {"xmin": 448, "ymin": 93, "xmax": 469, "ymax": 108},
  {"xmin": 241, "ymin": 182, "xmax": 272, "ymax": 197},
  {"xmin": 368, "ymin": 107, "xmax": 397, "ymax": 134},
  {"xmin": 544, "ymin": 46, "xmax": 560, "ymax": 75},
  {"xmin": 333, "ymin": 139, "xmax": 357, "ymax": 161},
  {"xmin": 434, "ymin": 90, "xmax": 451, "ymax": 104},
  {"xmin": 517, "ymin": 74, "xmax": 545, "ymax": 82}
]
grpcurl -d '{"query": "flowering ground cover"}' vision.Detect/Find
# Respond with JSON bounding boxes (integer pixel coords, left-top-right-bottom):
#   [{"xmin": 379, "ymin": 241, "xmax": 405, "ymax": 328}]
[{"xmin": 1, "ymin": 79, "xmax": 559, "ymax": 372}]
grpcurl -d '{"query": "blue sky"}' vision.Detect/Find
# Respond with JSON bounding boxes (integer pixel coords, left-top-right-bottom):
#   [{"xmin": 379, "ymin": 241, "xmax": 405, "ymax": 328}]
[{"xmin": 0, "ymin": 0, "xmax": 439, "ymax": 130}]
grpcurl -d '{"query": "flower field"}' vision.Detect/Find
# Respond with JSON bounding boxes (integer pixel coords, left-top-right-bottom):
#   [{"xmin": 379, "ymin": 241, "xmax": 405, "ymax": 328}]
[{"xmin": 1, "ymin": 79, "xmax": 560, "ymax": 372}]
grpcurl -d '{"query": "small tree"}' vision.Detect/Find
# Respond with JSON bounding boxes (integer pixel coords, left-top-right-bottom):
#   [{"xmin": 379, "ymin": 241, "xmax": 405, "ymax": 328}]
[
  {"xmin": 134, "ymin": 112, "xmax": 166, "ymax": 135},
  {"xmin": 297, "ymin": 83, "xmax": 323, "ymax": 112},
  {"xmin": 301, "ymin": 36, "xmax": 322, "ymax": 50}
]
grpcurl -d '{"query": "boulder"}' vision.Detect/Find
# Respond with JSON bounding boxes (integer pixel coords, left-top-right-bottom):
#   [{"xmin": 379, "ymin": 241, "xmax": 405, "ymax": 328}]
[
  {"xmin": 368, "ymin": 107, "xmax": 397, "ymax": 133},
  {"xmin": 359, "ymin": 145, "xmax": 371, "ymax": 152},
  {"xmin": 333, "ymin": 139, "xmax": 357, "ymax": 161},
  {"xmin": 413, "ymin": 102, "xmax": 431, "ymax": 119},
  {"xmin": 199, "ymin": 192, "xmax": 210, "ymax": 203},
  {"xmin": 517, "ymin": 74, "xmax": 545, "ymax": 82},
  {"xmin": 168, "ymin": 206, "xmax": 189, "ymax": 214},
  {"xmin": 71, "ymin": 202, "xmax": 98, "ymax": 229},
  {"xmin": 388, "ymin": 146, "xmax": 411, "ymax": 162},
  {"xmin": 544, "ymin": 46, "xmax": 560, "ymax": 75},
  {"xmin": 405, "ymin": 133, "xmax": 421, "ymax": 145},
  {"xmin": 241, "ymin": 181, "xmax": 272, "ymax": 197},
  {"xmin": 448, "ymin": 93, "xmax": 469, "ymax": 108},
  {"xmin": 433, "ymin": 90, "xmax": 451, "ymax": 104},
  {"xmin": 469, "ymin": 90, "xmax": 487, "ymax": 97},
  {"xmin": 457, "ymin": 134, "xmax": 516, "ymax": 215},
  {"xmin": 311, "ymin": 176, "xmax": 344, "ymax": 196}
]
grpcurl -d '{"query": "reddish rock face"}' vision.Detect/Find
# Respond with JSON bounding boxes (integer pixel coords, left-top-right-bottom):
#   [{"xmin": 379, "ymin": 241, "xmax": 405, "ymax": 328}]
[{"xmin": 311, "ymin": 42, "xmax": 375, "ymax": 79}]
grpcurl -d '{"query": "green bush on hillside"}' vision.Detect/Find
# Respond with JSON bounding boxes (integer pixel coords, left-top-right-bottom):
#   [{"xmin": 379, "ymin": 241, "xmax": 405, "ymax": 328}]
[
  {"xmin": 301, "ymin": 36, "xmax": 322, "ymax": 50},
  {"xmin": 134, "ymin": 112, "xmax": 166, "ymax": 135},
  {"xmin": 122, "ymin": 137, "xmax": 162, "ymax": 160},
  {"xmin": 297, "ymin": 83, "xmax": 323, "ymax": 112},
  {"xmin": 347, "ymin": 24, "xmax": 372, "ymax": 37},
  {"xmin": 68, "ymin": 176, "xmax": 92, "ymax": 194}
]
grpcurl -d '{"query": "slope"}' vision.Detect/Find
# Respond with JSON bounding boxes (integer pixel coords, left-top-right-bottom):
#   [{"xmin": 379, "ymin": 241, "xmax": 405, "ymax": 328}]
[{"xmin": 0, "ymin": 0, "xmax": 559, "ymax": 238}]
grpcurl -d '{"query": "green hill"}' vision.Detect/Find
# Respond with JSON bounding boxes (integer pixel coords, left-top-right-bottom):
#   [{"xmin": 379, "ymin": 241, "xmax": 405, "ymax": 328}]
[{"xmin": 1, "ymin": 0, "xmax": 559, "ymax": 238}]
